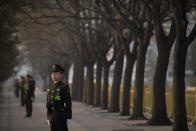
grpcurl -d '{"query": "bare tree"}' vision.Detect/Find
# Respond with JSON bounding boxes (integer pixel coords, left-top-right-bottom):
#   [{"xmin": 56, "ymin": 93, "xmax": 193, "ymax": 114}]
[
  {"xmin": 144, "ymin": 0, "xmax": 176, "ymax": 125},
  {"xmin": 169, "ymin": 0, "xmax": 196, "ymax": 130}
]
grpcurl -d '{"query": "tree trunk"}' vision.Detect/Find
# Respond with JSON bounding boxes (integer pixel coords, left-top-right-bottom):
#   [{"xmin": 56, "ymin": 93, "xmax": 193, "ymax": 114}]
[
  {"xmin": 72, "ymin": 61, "xmax": 84, "ymax": 101},
  {"xmin": 64, "ymin": 67, "xmax": 70, "ymax": 85},
  {"xmin": 120, "ymin": 58, "xmax": 135, "ymax": 116},
  {"xmin": 172, "ymin": 38, "xmax": 189, "ymax": 131},
  {"xmin": 131, "ymin": 42, "xmax": 149, "ymax": 120},
  {"xmin": 72, "ymin": 64, "xmax": 78, "ymax": 100},
  {"xmin": 108, "ymin": 50, "xmax": 124, "ymax": 112},
  {"xmin": 93, "ymin": 61, "xmax": 103, "ymax": 107},
  {"xmin": 172, "ymin": 7, "xmax": 190, "ymax": 129},
  {"xmin": 0, "ymin": 82, "xmax": 2, "ymax": 103},
  {"xmin": 101, "ymin": 64, "xmax": 110, "ymax": 109},
  {"xmin": 147, "ymin": 45, "xmax": 172, "ymax": 125},
  {"xmin": 76, "ymin": 65, "xmax": 84, "ymax": 101},
  {"xmin": 86, "ymin": 64, "xmax": 94, "ymax": 105},
  {"xmin": 82, "ymin": 74, "xmax": 88, "ymax": 103}
]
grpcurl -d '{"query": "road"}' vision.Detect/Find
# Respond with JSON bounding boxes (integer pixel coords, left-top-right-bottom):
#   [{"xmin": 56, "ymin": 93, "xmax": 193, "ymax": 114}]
[{"xmin": 0, "ymin": 92, "xmax": 196, "ymax": 131}]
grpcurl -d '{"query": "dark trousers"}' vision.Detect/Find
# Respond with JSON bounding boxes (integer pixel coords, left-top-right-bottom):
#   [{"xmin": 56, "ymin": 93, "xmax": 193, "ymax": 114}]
[
  {"xmin": 49, "ymin": 112, "xmax": 68, "ymax": 131},
  {"xmin": 20, "ymin": 93, "xmax": 25, "ymax": 106},
  {"xmin": 25, "ymin": 99, "xmax": 32, "ymax": 116},
  {"xmin": 14, "ymin": 89, "xmax": 19, "ymax": 98}
]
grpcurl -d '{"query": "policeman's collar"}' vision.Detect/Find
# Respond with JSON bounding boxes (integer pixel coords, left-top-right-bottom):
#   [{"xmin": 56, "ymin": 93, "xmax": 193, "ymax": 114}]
[{"xmin": 53, "ymin": 80, "xmax": 62, "ymax": 85}]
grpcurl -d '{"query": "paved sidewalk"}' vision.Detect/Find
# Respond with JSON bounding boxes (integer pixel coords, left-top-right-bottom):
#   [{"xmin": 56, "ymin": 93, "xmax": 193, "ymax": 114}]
[
  {"xmin": 0, "ymin": 92, "xmax": 196, "ymax": 131},
  {"xmin": 0, "ymin": 92, "xmax": 49, "ymax": 131}
]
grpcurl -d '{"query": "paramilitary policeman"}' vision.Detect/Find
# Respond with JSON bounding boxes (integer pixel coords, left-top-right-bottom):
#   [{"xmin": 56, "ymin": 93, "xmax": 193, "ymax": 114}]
[
  {"xmin": 47, "ymin": 64, "xmax": 72, "ymax": 131},
  {"xmin": 24, "ymin": 74, "xmax": 35, "ymax": 117},
  {"xmin": 14, "ymin": 79, "xmax": 20, "ymax": 98}
]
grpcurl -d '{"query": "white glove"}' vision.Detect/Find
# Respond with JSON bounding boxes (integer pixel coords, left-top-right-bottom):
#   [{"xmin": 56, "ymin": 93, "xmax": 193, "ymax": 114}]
[
  {"xmin": 67, "ymin": 119, "xmax": 71, "ymax": 126},
  {"xmin": 31, "ymin": 97, "xmax": 35, "ymax": 101},
  {"xmin": 46, "ymin": 119, "xmax": 50, "ymax": 126}
]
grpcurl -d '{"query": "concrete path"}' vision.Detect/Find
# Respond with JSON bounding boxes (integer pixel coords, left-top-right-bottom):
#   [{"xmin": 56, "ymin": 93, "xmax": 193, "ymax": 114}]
[{"xmin": 0, "ymin": 92, "xmax": 196, "ymax": 131}]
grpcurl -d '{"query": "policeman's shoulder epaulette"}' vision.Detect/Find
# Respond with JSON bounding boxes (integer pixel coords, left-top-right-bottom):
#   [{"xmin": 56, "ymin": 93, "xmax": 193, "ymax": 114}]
[
  {"xmin": 58, "ymin": 82, "xmax": 65, "ymax": 87},
  {"xmin": 60, "ymin": 83, "xmax": 70, "ymax": 90}
]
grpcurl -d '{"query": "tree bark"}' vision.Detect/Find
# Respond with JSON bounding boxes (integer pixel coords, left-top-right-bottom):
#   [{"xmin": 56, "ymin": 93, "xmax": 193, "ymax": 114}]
[
  {"xmin": 101, "ymin": 64, "xmax": 110, "ymax": 109},
  {"xmin": 0, "ymin": 82, "xmax": 2, "ymax": 103},
  {"xmin": 131, "ymin": 41, "xmax": 149, "ymax": 120},
  {"xmin": 171, "ymin": 1, "xmax": 190, "ymax": 129},
  {"xmin": 72, "ymin": 61, "xmax": 84, "ymax": 101},
  {"xmin": 72, "ymin": 64, "xmax": 78, "ymax": 100},
  {"xmin": 108, "ymin": 49, "xmax": 124, "ymax": 112},
  {"xmin": 172, "ymin": 38, "xmax": 189, "ymax": 131},
  {"xmin": 82, "ymin": 74, "xmax": 88, "ymax": 103},
  {"xmin": 147, "ymin": 45, "xmax": 172, "ymax": 125},
  {"xmin": 63, "ymin": 67, "xmax": 70, "ymax": 85},
  {"xmin": 119, "ymin": 36, "xmax": 138, "ymax": 116},
  {"xmin": 120, "ymin": 58, "xmax": 135, "ymax": 115},
  {"xmin": 146, "ymin": 13, "xmax": 175, "ymax": 125},
  {"xmin": 93, "ymin": 61, "xmax": 103, "ymax": 107},
  {"xmin": 86, "ymin": 64, "xmax": 94, "ymax": 105},
  {"xmin": 76, "ymin": 64, "xmax": 84, "ymax": 101}
]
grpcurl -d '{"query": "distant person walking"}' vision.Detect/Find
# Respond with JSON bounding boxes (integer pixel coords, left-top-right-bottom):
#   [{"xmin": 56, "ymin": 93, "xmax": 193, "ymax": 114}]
[
  {"xmin": 24, "ymin": 74, "xmax": 36, "ymax": 117},
  {"xmin": 20, "ymin": 76, "xmax": 25, "ymax": 106},
  {"xmin": 14, "ymin": 79, "xmax": 20, "ymax": 98},
  {"xmin": 46, "ymin": 64, "xmax": 72, "ymax": 131}
]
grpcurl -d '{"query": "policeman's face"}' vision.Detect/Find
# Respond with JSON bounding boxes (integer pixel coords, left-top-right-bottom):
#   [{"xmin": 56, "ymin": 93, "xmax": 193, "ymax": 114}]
[
  {"xmin": 51, "ymin": 72, "xmax": 63, "ymax": 83},
  {"xmin": 25, "ymin": 77, "xmax": 29, "ymax": 82}
]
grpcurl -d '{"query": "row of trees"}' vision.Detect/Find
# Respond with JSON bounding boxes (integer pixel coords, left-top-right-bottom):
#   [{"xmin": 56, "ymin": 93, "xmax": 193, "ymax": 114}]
[
  {"xmin": 19, "ymin": 24, "xmax": 73, "ymax": 88},
  {"xmin": 17, "ymin": 0, "xmax": 196, "ymax": 131},
  {"xmin": 0, "ymin": 0, "xmax": 23, "ymax": 88}
]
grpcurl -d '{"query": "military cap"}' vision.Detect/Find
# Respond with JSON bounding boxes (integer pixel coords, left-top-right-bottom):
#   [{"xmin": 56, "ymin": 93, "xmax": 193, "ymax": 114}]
[
  {"xmin": 26, "ymin": 74, "xmax": 32, "ymax": 78},
  {"xmin": 51, "ymin": 64, "xmax": 65, "ymax": 73}
]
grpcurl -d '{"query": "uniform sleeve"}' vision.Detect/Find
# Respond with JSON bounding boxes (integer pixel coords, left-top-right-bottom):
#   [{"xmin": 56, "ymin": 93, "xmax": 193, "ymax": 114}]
[
  {"xmin": 29, "ymin": 81, "xmax": 35, "ymax": 98},
  {"xmin": 46, "ymin": 86, "xmax": 52, "ymax": 116},
  {"xmin": 32, "ymin": 80, "xmax": 36, "ymax": 97},
  {"xmin": 63, "ymin": 85, "xmax": 72, "ymax": 119}
]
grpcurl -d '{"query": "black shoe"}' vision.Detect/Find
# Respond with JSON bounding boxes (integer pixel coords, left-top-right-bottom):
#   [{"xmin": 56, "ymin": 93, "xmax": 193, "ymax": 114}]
[{"xmin": 24, "ymin": 115, "xmax": 30, "ymax": 118}]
